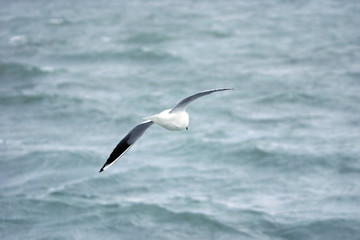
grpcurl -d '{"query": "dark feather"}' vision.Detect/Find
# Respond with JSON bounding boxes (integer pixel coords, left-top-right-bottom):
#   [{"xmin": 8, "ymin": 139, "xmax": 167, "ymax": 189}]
[{"xmin": 99, "ymin": 121, "xmax": 154, "ymax": 172}]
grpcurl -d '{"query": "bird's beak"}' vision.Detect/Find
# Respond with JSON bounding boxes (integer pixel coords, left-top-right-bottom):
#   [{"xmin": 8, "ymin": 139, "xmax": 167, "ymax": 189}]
[{"xmin": 186, "ymin": 127, "xmax": 188, "ymax": 130}]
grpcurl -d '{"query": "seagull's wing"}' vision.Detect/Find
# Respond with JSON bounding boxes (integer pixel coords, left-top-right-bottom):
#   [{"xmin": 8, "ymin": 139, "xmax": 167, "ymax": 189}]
[
  {"xmin": 99, "ymin": 120, "xmax": 154, "ymax": 172},
  {"xmin": 170, "ymin": 88, "xmax": 235, "ymax": 113}
]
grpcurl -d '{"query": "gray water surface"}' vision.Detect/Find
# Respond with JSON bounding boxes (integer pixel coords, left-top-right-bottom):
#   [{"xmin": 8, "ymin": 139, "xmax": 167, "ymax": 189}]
[{"xmin": 1, "ymin": 1, "xmax": 360, "ymax": 239}]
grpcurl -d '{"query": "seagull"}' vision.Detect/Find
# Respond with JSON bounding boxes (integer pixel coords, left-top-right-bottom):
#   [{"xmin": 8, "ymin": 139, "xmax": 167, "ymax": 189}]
[{"xmin": 99, "ymin": 88, "xmax": 235, "ymax": 172}]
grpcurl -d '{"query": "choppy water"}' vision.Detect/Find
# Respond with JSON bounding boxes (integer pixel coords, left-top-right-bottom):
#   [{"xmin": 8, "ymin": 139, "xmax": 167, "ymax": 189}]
[{"xmin": 1, "ymin": 0, "xmax": 360, "ymax": 239}]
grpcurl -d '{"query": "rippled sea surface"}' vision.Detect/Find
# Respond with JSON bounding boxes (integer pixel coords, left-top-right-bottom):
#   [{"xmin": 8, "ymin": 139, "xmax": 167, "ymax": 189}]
[{"xmin": 1, "ymin": 0, "xmax": 360, "ymax": 239}]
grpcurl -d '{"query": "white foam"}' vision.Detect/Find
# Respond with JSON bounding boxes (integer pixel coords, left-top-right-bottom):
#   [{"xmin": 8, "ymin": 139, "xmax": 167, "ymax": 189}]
[
  {"xmin": 101, "ymin": 36, "xmax": 111, "ymax": 43},
  {"xmin": 40, "ymin": 66, "xmax": 55, "ymax": 73},
  {"xmin": 49, "ymin": 18, "xmax": 65, "ymax": 25},
  {"xmin": 9, "ymin": 35, "xmax": 27, "ymax": 46}
]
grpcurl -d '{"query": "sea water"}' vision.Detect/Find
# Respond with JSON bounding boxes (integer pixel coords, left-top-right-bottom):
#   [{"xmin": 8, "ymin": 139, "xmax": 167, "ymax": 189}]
[{"xmin": 1, "ymin": 0, "xmax": 360, "ymax": 239}]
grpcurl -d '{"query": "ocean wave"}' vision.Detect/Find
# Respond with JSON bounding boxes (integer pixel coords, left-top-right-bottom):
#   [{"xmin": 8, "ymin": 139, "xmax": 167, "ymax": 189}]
[
  {"xmin": 0, "ymin": 92, "xmax": 83, "ymax": 106},
  {"xmin": 28, "ymin": 196, "xmax": 247, "ymax": 237},
  {"xmin": 57, "ymin": 48, "xmax": 182, "ymax": 64},
  {"xmin": 4, "ymin": 150, "xmax": 97, "ymax": 176},
  {"xmin": 199, "ymin": 29, "xmax": 233, "ymax": 38},
  {"xmin": 253, "ymin": 92, "xmax": 324, "ymax": 106},
  {"xmin": 0, "ymin": 62, "xmax": 53, "ymax": 80},
  {"xmin": 125, "ymin": 32, "xmax": 172, "ymax": 44},
  {"xmin": 48, "ymin": 18, "xmax": 72, "ymax": 26},
  {"xmin": 0, "ymin": 94, "xmax": 48, "ymax": 105},
  {"xmin": 277, "ymin": 218, "xmax": 360, "ymax": 240},
  {"xmin": 122, "ymin": 202, "xmax": 242, "ymax": 235},
  {"xmin": 225, "ymin": 143, "xmax": 345, "ymax": 174},
  {"xmin": 47, "ymin": 175, "xmax": 150, "ymax": 200},
  {"xmin": 235, "ymin": 113, "xmax": 317, "ymax": 125}
]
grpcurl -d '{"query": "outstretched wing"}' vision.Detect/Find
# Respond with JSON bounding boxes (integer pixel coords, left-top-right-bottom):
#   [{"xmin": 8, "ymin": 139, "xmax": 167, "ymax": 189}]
[
  {"xmin": 99, "ymin": 120, "xmax": 154, "ymax": 172},
  {"xmin": 170, "ymin": 88, "xmax": 235, "ymax": 113}
]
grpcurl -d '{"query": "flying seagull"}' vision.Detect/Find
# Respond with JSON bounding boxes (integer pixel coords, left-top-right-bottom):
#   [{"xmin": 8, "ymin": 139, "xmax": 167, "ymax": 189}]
[{"xmin": 99, "ymin": 88, "xmax": 235, "ymax": 172}]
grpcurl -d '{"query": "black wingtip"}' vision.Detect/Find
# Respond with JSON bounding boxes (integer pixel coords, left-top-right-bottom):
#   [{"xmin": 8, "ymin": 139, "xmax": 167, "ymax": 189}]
[
  {"xmin": 99, "ymin": 167, "xmax": 104, "ymax": 173},
  {"xmin": 221, "ymin": 87, "xmax": 236, "ymax": 91}
]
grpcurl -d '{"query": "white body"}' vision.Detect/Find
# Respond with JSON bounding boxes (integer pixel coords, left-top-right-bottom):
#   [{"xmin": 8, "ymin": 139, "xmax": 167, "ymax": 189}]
[{"xmin": 144, "ymin": 109, "xmax": 189, "ymax": 131}]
